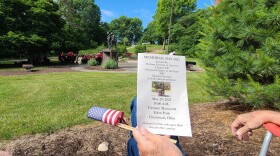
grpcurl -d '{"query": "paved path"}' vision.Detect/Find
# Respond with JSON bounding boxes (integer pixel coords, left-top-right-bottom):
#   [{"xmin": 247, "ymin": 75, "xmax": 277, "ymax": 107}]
[
  {"xmin": 71, "ymin": 60, "xmax": 138, "ymax": 73},
  {"xmin": 71, "ymin": 60, "xmax": 202, "ymax": 73}
]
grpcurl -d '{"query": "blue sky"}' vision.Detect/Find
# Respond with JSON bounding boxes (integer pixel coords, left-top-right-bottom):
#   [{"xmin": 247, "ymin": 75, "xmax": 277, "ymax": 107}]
[{"xmin": 95, "ymin": 0, "xmax": 214, "ymax": 28}]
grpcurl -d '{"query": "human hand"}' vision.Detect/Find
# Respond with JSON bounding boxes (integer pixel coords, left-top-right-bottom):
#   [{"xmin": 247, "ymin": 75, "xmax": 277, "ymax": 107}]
[
  {"xmin": 132, "ymin": 127, "xmax": 183, "ymax": 156},
  {"xmin": 231, "ymin": 111, "xmax": 266, "ymax": 140}
]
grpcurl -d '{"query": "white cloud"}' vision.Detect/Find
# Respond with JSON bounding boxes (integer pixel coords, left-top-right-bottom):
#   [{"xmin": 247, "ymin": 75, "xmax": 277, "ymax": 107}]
[{"xmin": 101, "ymin": 9, "xmax": 115, "ymax": 17}]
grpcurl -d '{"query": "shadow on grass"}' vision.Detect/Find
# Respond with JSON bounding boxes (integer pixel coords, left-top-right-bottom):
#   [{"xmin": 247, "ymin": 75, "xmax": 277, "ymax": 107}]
[{"xmin": 0, "ymin": 61, "xmax": 78, "ymax": 69}]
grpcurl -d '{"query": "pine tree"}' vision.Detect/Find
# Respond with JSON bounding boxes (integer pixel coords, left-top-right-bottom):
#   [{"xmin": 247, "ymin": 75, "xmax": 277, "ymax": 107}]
[{"xmin": 199, "ymin": 0, "xmax": 280, "ymax": 109}]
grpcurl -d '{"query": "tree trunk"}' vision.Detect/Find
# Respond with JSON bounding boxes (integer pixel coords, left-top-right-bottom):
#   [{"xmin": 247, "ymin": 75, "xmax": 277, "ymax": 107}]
[{"xmin": 162, "ymin": 38, "xmax": 166, "ymax": 50}]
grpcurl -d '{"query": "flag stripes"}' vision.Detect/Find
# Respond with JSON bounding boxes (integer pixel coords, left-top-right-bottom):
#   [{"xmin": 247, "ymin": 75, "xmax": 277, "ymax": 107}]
[{"xmin": 88, "ymin": 106, "xmax": 124, "ymax": 126}]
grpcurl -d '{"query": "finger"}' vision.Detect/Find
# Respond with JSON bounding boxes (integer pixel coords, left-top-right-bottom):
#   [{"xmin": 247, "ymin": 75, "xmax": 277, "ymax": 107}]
[
  {"xmin": 231, "ymin": 120, "xmax": 243, "ymax": 136},
  {"xmin": 140, "ymin": 127, "xmax": 154, "ymax": 137},
  {"xmin": 133, "ymin": 127, "xmax": 148, "ymax": 145},
  {"xmin": 236, "ymin": 126, "xmax": 251, "ymax": 140}
]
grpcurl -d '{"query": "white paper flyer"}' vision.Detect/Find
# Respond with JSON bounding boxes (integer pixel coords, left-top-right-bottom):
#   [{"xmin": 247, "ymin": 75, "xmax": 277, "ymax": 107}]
[{"xmin": 137, "ymin": 53, "xmax": 192, "ymax": 137}]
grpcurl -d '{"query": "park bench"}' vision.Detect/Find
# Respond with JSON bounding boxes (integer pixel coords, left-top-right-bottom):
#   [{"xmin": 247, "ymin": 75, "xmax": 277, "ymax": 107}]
[{"xmin": 22, "ymin": 64, "xmax": 34, "ymax": 71}]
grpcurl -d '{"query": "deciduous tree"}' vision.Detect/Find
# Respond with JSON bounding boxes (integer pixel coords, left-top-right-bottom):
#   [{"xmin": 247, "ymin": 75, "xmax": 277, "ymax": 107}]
[
  {"xmin": 154, "ymin": 0, "xmax": 196, "ymax": 50},
  {"xmin": 142, "ymin": 21, "xmax": 162, "ymax": 44},
  {"xmin": 58, "ymin": 0, "xmax": 103, "ymax": 48},
  {"xmin": 109, "ymin": 16, "xmax": 143, "ymax": 45},
  {"xmin": 0, "ymin": 0, "xmax": 65, "ymax": 64}
]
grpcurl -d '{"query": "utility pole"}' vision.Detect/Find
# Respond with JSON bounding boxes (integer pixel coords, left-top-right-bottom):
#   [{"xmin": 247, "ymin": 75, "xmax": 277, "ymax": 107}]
[{"xmin": 167, "ymin": 0, "xmax": 174, "ymax": 54}]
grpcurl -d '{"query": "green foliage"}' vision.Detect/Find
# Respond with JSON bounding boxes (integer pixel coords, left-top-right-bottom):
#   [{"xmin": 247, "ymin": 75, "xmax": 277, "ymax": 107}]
[
  {"xmin": 172, "ymin": 10, "xmax": 204, "ymax": 57},
  {"xmin": 58, "ymin": 0, "xmax": 104, "ymax": 50},
  {"xmin": 0, "ymin": 0, "xmax": 65, "ymax": 63},
  {"xmin": 101, "ymin": 58, "xmax": 118, "ymax": 69},
  {"xmin": 142, "ymin": 21, "xmax": 162, "ymax": 44},
  {"xmin": 167, "ymin": 45, "xmax": 176, "ymax": 53},
  {"xmin": 153, "ymin": 0, "xmax": 196, "ymax": 49},
  {"xmin": 117, "ymin": 45, "xmax": 128, "ymax": 56},
  {"xmin": 199, "ymin": 0, "xmax": 280, "ymax": 109},
  {"xmin": 134, "ymin": 44, "xmax": 147, "ymax": 54},
  {"xmin": 87, "ymin": 58, "xmax": 98, "ymax": 66},
  {"xmin": 0, "ymin": 0, "xmax": 105, "ymax": 61},
  {"xmin": 122, "ymin": 37, "xmax": 129, "ymax": 46},
  {"xmin": 109, "ymin": 16, "xmax": 143, "ymax": 45}
]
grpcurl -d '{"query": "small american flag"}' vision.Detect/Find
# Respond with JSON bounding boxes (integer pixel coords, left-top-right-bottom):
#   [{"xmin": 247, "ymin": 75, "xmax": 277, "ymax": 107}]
[{"xmin": 88, "ymin": 106, "xmax": 124, "ymax": 126}]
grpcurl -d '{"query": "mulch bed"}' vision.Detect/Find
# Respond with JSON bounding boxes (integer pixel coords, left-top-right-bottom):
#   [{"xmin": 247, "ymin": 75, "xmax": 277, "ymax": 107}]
[{"xmin": 85, "ymin": 66, "xmax": 125, "ymax": 71}]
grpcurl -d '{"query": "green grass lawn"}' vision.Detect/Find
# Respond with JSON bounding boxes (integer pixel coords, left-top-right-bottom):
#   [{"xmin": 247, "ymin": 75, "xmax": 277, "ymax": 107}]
[
  {"xmin": 145, "ymin": 44, "xmax": 166, "ymax": 53},
  {"xmin": 0, "ymin": 71, "xmax": 221, "ymax": 141},
  {"xmin": 79, "ymin": 45, "xmax": 106, "ymax": 55},
  {"xmin": 127, "ymin": 44, "xmax": 168, "ymax": 54},
  {"xmin": 0, "ymin": 72, "xmax": 137, "ymax": 140}
]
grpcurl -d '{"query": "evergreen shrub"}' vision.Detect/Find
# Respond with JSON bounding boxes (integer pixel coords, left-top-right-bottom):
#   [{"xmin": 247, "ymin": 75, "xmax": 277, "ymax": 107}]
[
  {"xmin": 198, "ymin": 0, "xmax": 280, "ymax": 109},
  {"xmin": 134, "ymin": 44, "xmax": 146, "ymax": 54},
  {"xmin": 102, "ymin": 58, "xmax": 118, "ymax": 69},
  {"xmin": 88, "ymin": 59, "xmax": 98, "ymax": 66}
]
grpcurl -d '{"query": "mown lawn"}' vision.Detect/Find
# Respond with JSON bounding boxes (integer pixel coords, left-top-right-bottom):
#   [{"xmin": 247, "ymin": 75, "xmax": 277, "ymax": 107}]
[
  {"xmin": 79, "ymin": 45, "xmax": 105, "ymax": 55},
  {"xmin": 127, "ymin": 44, "xmax": 168, "ymax": 54},
  {"xmin": 0, "ymin": 67, "xmax": 220, "ymax": 141}
]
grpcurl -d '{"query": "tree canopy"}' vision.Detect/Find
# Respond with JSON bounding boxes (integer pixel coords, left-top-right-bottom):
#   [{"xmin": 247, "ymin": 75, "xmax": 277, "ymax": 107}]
[
  {"xmin": 109, "ymin": 16, "xmax": 143, "ymax": 45},
  {"xmin": 0, "ymin": 0, "xmax": 65, "ymax": 62},
  {"xmin": 141, "ymin": 21, "xmax": 162, "ymax": 45},
  {"xmin": 58, "ymin": 0, "xmax": 104, "ymax": 49},
  {"xmin": 153, "ymin": 0, "xmax": 196, "ymax": 49}
]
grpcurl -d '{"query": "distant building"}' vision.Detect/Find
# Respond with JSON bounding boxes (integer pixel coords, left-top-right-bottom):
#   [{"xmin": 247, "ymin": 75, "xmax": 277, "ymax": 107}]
[{"xmin": 216, "ymin": 0, "xmax": 221, "ymax": 5}]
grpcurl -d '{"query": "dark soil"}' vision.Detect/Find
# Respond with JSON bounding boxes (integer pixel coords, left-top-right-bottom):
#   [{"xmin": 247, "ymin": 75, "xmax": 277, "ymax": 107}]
[
  {"xmin": 85, "ymin": 66, "xmax": 125, "ymax": 71},
  {"xmin": 1, "ymin": 66, "xmax": 280, "ymax": 156}
]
